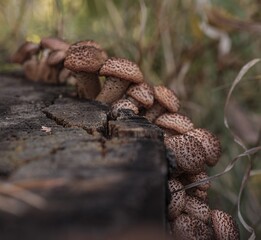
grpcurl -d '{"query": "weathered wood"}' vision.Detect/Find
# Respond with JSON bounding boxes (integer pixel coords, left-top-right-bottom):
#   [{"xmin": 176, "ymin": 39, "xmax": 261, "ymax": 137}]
[{"xmin": 0, "ymin": 74, "xmax": 168, "ymax": 240}]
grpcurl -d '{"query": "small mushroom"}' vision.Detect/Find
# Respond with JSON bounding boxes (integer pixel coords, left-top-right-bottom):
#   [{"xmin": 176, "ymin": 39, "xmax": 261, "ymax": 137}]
[
  {"xmin": 168, "ymin": 178, "xmax": 186, "ymax": 220},
  {"xmin": 11, "ymin": 41, "xmax": 40, "ymax": 64},
  {"xmin": 110, "ymin": 99, "xmax": 139, "ymax": 119},
  {"xmin": 171, "ymin": 213, "xmax": 214, "ymax": 240},
  {"xmin": 211, "ymin": 210, "xmax": 240, "ymax": 240},
  {"xmin": 165, "ymin": 135, "xmax": 206, "ymax": 174},
  {"xmin": 40, "ymin": 37, "xmax": 70, "ymax": 51},
  {"xmin": 184, "ymin": 195, "xmax": 211, "ymax": 223},
  {"xmin": 145, "ymin": 85, "xmax": 180, "ymax": 122},
  {"xmin": 187, "ymin": 188, "xmax": 209, "ymax": 202},
  {"xmin": 47, "ymin": 50, "xmax": 67, "ymax": 66},
  {"xmin": 96, "ymin": 57, "xmax": 144, "ymax": 104},
  {"xmin": 126, "ymin": 82, "xmax": 154, "ymax": 109},
  {"xmin": 186, "ymin": 171, "xmax": 211, "ymax": 191},
  {"xmin": 64, "ymin": 44, "xmax": 108, "ymax": 99},
  {"xmin": 155, "ymin": 112, "xmax": 194, "ymax": 135},
  {"xmin": 186, "ymin": 128, "xmax": 221, "ymax": 167}
]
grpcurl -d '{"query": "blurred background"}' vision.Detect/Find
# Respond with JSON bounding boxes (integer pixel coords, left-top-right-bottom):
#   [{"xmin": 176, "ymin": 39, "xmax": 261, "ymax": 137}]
[{"xmin": 0, "ymin": 0, "xmax": 260, "ymax": 238}]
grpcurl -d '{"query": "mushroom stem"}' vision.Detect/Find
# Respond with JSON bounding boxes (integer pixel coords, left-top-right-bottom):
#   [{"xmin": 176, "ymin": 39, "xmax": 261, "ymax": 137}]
[
  {"xmin": 95, "ymin": 77, "xmax": 130, "ymax": 104},
  {"xmin": 145, "ymin": 102, "xmax": 166, "ymax": 122},
  {"xmin": 74, "ymin": 72, "xmax": 101, "ymax": 99}
]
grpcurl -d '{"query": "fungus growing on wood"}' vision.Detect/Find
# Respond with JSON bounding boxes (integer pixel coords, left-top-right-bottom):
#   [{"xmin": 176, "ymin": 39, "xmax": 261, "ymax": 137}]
[
  {"xmin": 111, "ymin": 99, "xmax": 139, "ymax": 119},
  {"xmin": 184, "ymin": 195, "xmax": 211, "ymax": 223},
  {"xmin": 64, "ymin": 43, "xmax": 108, "ymax": 99},
  {"xmin": 145, "ymin": 85, "xmax": 180, "ymax": 122},
  {"xmin": 155, "ymin": 112, "xmax": 194, "ymax": 135},
  {"xmin": 126, "ymin": 82, "xmax": 154, "ymax": 109},
  {"xmin": 96, "ymin": 57, "xmax": 144, "ymax": 104},
  {"xmin": 186, "ymin": 128, "xmax": 221, "ymax": 166},
  {"xmin": 211, "ymin": 209, "xmax": 240, "ymax": 240},
  {"xmin": 165, "ymin": 135, "xmax": 206, "ymax": 174},
  {"xmin": 168, "ymin": 178, "xmax": 186, "ymax": 220}
]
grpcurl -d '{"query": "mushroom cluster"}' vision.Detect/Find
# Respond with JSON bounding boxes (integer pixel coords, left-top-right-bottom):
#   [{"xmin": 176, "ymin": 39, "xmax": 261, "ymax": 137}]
[
  {"xmin": 12, "ymin": 38, "xmax": 240, "ymax": 239},
  {"xmin": 11, "ymin": 37, "xmax": 76, "ymax": 85}
]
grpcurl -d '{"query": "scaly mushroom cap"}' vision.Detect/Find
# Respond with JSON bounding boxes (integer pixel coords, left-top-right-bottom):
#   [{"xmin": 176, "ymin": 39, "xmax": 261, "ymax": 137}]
[
  {"xmin": 184, "ymin": 195, "xmax": 211, "ymax": 223},
  {"xmin": 187, "ymin": 171, "xmax": 211, "ymax": 191},
  {"xmin": 47, "ymin": 50, "xmax": 67, "ymax": 66},
  {"xmin": 168, "ymin": 179, "xmax": 186, "ymax": 220},
  {"xmin": 154, "ymin": 85, "xmax": 180, "ymax": 112},
  {"xmin": 64, "ymin": 45, "xmax": 107, "ymax": 73},
  {"xmin": 11, "ymin": 41, "xmax": 40, "ymax": 64},
  {"xmin": 99, "ymin": 57, "xmax": 144, "ymax": 84},
  {"xmin": 164, "ymin": 135, "xmax": 206, "ymax": 174},
  {"xmin": 155, "ymin": 113, "xmax": 194, "ymax": 134},
  {"xmin": 40, "ymin": 37, "xmax": 70, "ymax": 51},
  {"xmin": 211, "ymin": 210, "xmax": 240, "ymax": 240},
  {"xmin": 165, "ymin": 135, "xmax": 206, "ymax": 174},
  {"xmin": 188, "ymin": 188, "xmax": 209, "ymax": 202},
  {"xmin": 171, "ymin": 214, "xmax": 214, "ymax": 240},
  {"xmin": 186, "ymin": 128, "xmax": 221, "ymax": 167},
  {"xmin": 111, "ymin": 99, "xmax": 139, "ymax": 118},
  {"xmin": 126, "ymin": 83, "xmax": 154, "ymax": 108},
  {"xmin": 68, "ymin": 40, "xmax": 108, "ymax": 59}
]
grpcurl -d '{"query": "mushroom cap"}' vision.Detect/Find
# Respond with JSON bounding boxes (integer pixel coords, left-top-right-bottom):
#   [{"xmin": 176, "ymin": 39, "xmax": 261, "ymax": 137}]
[
  {"xmin": 47, "ymin": 50, "xmax": 67, "ymax": 66},
  {"xmin": 211, "ymin": 210, "xmax": 240, "ymax": 240},
  {"xmin": 11, "ymin": 41, "xmax": 40, "ymax": 64},
  {"xmin": 187, "ymin": 171, "xmax": 211, "ymax": 191},
  {"xmin": 186, "ymin": 128, "xmax": 221, "ymax": 167},
  {"xmin": 184, "ymin": 195, "xmax": 210, "ymax": 223},
  {"xmin": 168, "ymin": 178, "xmax": 186, "ymax": 220},
  {"xmin": 165, "ymin": 135, "xmax": 206, "ymax": 174},
  {"xmin": 155, "ymin": 113, "xmax": 194, "ymax": 134},
  {"xmin": 40, "ymin": 37, "xmax": 70, "ymax": 51},
  {"xmin": 64, "ymin": 45, "xmax": 107, "ymax": 73},
  {"xmin": 154, "ymin": 85, "xmax": 180, "ymax": 112},
  {"xmin": 187, "ymin": 188, "xmax": 209, "ymax": 202},
  {"xmin": 99, "ymin": 57, "xmax": 144, "ymax": 83},
  {"xmin": 171, "ymin": 214, "xmax": 214, "ymax": 240},
  {"xmin": 111, "ymin": 99, "xmax": 139, "ymax": 118},
  {"xmin": 126, "ymin": 83, "xmax": 154, "ymax": 108},
  {"xmin": 68, "ymin": 40, "xmax": 108, "ymax": 59}
]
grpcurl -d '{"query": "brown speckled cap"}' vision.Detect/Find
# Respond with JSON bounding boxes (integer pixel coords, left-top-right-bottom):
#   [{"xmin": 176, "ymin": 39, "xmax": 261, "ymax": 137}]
[
  {"xmin": 187, "ymin": 171, "xmax": 210, "ymax": 191},
  {"xmin": 64, "ymin": 45, "xmax": 107, "ymax": 73},
  {"xmin": 127, "ymin": 83, "xmax": 154, "ymax": 108},
  {"xmin": 155, "ymin": 113, "xmax": 194, "ymax": 134},
  {"xmin": 11, "ymin": 41, "xmax": 40, "ymax": 64},
  {"xmin": 40, "ymin": 37, "xmax": 70, "ymax": 51},
  {"xmin": 184, "ymin": 195, "xmax": 210, "ymax": 223},
  {"xmin": 211, "ymin": 210, "xmax": 240, "ymax": 240},
  {"xmin": 165, "ymin": 135, "xmax": 206, "ymax": 174},
  {"xmin": 168, "ymin": 178, "xmax": 186, "ymax": 220},
  {"xmin": 171, "ymin": 214, "xmax": 214, "ymax": 240},
  {"xmin": 99, "ymin": 57, "xmax": 144, "ymax": 83},
  {"xmin": 154, "ymin": 85, "xmax": 180, "ymax": 112},
  {"xmin": 111, "ymin": 99, "xmax": 139, "ymax": 118},
  {"xmin": 186, "ymin": 128, "xmax": 221, "ymax": 167}
]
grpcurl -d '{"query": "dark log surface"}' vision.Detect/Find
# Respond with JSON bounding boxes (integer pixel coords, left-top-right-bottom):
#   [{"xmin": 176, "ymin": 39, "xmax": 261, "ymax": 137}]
[{"xmin": 0, "ymin": 73, "xmax": 168, "ymax": 240}]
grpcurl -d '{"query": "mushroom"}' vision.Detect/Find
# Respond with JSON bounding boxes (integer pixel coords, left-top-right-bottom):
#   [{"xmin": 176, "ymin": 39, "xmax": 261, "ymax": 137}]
[
  {"xmin": 155, "ymin": 112, "xmax": 194, "ymax": 136},
  {"xmin": 96, "ymin": 57, "xmax": 144, "ymax": 104},
  {"xmin": 171, "ymin": 213, "xmax": 214, "ymax": 240},
  {"xmin": 126, "ymin": 82, "xmax": 154, "ymax": 109},
  {"xmin": 184, "ymin": 195, "xmax": 211, "ymax": 223},
  {"xmin": 40, "ymin": 37, "xmax": 70, "ymax": 51},
  {"xmin": 110, "ymin": 99, "xmax": 139, "ymax": 119},
  {"xmin": 211, "ymin": 210, "xmax": 240, "ymax": 240},
  {"xmin": 64, "ymin": 44, "xmax": 108, "ymax": 99},
  {"xmin": 145, "ymin": 85, "xmax": 180, "ymax": 122},
  {"xmin": 187, "ymin": 188, "xmax": 209, "ymax": 202},
  {"xmin": 11, "ymin": 41, "xmax": 40, "ymax": 81},
  {"xmin": 168, "ymin": 178, "xmax": 186, "ymax": 220},
  {"xmin": 186, "ymin": 128, "xmax": 221, "ymax": 167},
  {"xmin": 165, "ymin": 135, "xmax": 206, "ymax": 174},
  {"xmin": 186, "ymin": 171, "xmax": 211, "ymax": 191}
]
